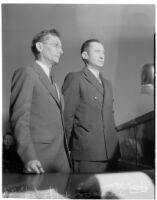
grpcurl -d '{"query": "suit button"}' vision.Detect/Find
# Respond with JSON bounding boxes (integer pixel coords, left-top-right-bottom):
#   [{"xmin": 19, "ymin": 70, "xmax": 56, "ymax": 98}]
[{"xmin": 94, "ymin": 96, "xmax": 97, "ymax": 100}]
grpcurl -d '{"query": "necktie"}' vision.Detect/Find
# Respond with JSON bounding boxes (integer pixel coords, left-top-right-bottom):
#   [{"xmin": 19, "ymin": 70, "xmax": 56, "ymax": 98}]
[
  {"xmin": 97, "ymin": 74, "xmax": 102, "ymax": 84},
  {"xmin": 50, "ymin": 71, "xmax": 60, "ymax": 101},
  {"xmin": 50, "ymin": 69, "xmax": 55, "ymax": 84}
]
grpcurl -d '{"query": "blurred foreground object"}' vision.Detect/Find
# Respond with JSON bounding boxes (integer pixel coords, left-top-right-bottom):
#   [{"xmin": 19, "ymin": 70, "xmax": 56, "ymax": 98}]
[
  {"xmin": 3, "ymin": 188, "xmax": 68, "ymax": 199},
  {"xmin": 77, "ymin": 172, "xmax": 154, "ymax": 199},
  {"xmin": 141, "ymin": 64, "xmax": 155, "ymax": 95}
]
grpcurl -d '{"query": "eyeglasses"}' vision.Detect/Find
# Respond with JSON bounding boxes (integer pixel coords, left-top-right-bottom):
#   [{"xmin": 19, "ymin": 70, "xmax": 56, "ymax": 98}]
[{"xmin": 42, "ymin": 42, "xmax": 62, "ymax": 50}]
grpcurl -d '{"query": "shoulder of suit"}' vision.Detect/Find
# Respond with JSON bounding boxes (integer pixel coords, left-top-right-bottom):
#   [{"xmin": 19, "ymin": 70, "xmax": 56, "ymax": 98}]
[
  {"xmin": 14, "ymin": 65, "xmax": 32, "ymax": 73},
  {"xmin": 64, "ymin": 71, "xmax": 82, "ymax": 82},
  {"xmin": 100, "ymin": 75, "xmax": 112, "ymax": 90},
  {"xmin": 103, "ymin": 77, "xmax": 111, "ymax": 84},
  {"xmin": 14, "ymin": 66, "xmax": 36, "ymax": 76},
  {"xmin": 12, "ymin": 66, "xmax": 37, "ymax": 81},
  {"xmin": 66, "ymin": 71, "xmax": 82, "ymax": 78},
  {"xmin": 62, "ymin": 71, "xmax": 81, "ymax": 92},
  {"xmin": 100, "ymin": 74, "xmax": 111, "ymax": 84}
]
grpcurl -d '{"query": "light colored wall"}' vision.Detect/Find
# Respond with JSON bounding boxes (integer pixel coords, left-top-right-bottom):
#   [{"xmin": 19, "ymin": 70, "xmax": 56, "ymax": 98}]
[{"xmin": 2, "ymin": 4, "xmax": 155, "ymax": 133}]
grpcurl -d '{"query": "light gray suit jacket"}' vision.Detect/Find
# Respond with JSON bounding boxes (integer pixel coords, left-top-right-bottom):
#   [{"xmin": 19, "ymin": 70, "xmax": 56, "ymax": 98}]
[{"xmin": 10, "ymin": 63, "xmax": 71, "ymax": 172}]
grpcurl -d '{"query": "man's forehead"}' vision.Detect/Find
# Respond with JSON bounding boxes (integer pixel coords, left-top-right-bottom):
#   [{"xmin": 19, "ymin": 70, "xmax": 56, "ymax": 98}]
[
  {"xmin": 44, "ymin": 34, "xmax": 61, "ymax": 43},
  {"xmin": 90, "ymin": 42, "xmax": 104, "ymax": 50}
]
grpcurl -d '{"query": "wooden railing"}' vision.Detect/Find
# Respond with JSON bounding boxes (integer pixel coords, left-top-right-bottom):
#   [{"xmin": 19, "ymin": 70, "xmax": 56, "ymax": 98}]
[{"xmin": 117, "ymin": 111, "xmax": 155, "ymax": 169}]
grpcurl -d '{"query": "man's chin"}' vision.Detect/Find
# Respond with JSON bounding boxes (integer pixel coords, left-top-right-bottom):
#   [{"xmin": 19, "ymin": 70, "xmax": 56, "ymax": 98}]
[
  {"xmin": 97, "ymin": 65, "xmax": 104, "ymax": 68},
  {"xmin": 96, "ymin": 63, "xmax": 104, "ymax": 68},
  {"xmin": 53, "ymin": 59, "xmax": 60, "ymax": 65}
]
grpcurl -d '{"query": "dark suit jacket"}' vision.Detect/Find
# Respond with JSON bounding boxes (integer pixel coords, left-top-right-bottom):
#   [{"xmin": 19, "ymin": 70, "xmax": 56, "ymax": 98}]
[
  {"xmin": 9, "ymin": 63, "xmax": 71, "ymax": 172},
  {"xmin": 62, "ymin": 67, "xmax": 120, "ymax": 161}
]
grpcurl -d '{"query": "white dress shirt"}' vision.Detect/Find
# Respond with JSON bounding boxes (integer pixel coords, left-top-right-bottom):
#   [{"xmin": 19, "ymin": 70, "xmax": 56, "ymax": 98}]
[
  {"xmin": 36, "ymin": 60, "xmax": 60, "ymax": 100},
  {"xmin": 87, "ymin": 65, "xmax": 102, "ymax": 84}
]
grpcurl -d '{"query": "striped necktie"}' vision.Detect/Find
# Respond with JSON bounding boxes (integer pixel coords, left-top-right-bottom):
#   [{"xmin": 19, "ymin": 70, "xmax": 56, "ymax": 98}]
[{"xmin": 50, "ymin": 71, "xmax": 60, "ymax": 101}]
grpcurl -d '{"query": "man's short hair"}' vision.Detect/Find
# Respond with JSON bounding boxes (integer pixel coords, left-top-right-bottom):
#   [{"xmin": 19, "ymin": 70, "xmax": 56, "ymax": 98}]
[
  {"xmin": 80, "ymin": 39, "xmax": 101, "ymax": 54},
  {"xmin": 31, "ymin": 29, "xmax": 60, "ymax": 59},
  {"xmin": 80, "ymin": 39, "xmax": 101, "ymax": 63}
]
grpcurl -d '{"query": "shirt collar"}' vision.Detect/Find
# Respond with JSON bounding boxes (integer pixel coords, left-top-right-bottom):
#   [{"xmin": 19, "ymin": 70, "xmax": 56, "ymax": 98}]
[
  {"xmin": 36, "ymin": 60, "xmax": 50, "ymax": 78},
  {"xmin": 87, "ymin": 65, "xmax": 100, "ymax": 79}
]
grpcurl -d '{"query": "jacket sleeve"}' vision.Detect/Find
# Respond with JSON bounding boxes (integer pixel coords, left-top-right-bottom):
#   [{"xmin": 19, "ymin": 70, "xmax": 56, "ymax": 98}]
[
  {"xmin": 62, "ymin": 73, "xmax": 80, "ymax": 146},
  {"xmin": 9, "ymin": 67, "xmax": 38, "ymax": 164}
]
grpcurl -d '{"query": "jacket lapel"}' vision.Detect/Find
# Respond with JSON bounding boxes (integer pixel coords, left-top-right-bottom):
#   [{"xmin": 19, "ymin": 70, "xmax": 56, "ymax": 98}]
[
  {"xmin": 56, "ymin": 85, "xmax": 64, "ymax": 113},
  {"xmin": 33, "ymin": 63, "xmax": 61, "ymax": 109},
  {"xmin": 83, "ymin": 67, "xmax": 103, "ymax": 94},
  {"xmin": 100, "ymin": 74, "xmax": 113, "ymax": 117},
  {"xmin": 60, "ymin": 92, "xmax": 64, "ymax": 112}
]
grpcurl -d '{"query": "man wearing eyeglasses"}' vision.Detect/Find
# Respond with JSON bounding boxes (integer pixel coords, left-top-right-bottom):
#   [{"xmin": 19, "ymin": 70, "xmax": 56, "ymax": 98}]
[{"xmin": 9, "ymin": 29, "xmax": 72, "ymax": 173}]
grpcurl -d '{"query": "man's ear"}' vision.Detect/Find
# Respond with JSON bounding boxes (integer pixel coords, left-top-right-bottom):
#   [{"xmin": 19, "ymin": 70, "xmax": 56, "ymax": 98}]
[
  {"xmin": 81, "ymin": 51, "xmax": 88, "ymax": 60},
  {"xmin": 36, "ymin": 42, "xmax": 43, "ymax": 52}
]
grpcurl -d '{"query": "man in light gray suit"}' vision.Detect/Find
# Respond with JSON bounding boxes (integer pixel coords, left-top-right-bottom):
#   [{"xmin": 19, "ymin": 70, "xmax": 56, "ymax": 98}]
[{"xmin": 10, "ymin": 29, "xmax": 71, "ymax": 173}]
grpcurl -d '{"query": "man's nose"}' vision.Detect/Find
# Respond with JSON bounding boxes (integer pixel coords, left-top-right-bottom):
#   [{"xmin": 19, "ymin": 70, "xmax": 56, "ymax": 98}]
[
  {"xmin": 60, "ymin": 48, "xmax": 63, "ymax": 54},
  {"xmin": 100, "ymin": 54, "xmax": 104, "ymax": 60}
]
